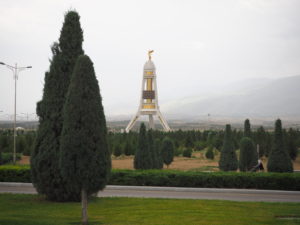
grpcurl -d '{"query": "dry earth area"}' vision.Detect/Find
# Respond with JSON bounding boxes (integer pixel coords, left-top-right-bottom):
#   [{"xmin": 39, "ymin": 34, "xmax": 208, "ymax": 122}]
[{"xmin": 18, "ymin": 151, "xmax": 300, "ymax": 171}]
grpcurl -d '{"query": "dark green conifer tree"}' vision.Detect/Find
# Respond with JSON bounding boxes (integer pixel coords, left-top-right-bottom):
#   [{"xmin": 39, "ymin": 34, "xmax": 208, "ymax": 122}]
[
  {"xmin": 244, "ymin": 119, "xmax": 251, "ymax": 138},
  {"xmin": 205, "ymin": 146, "xmax": 214, "ymax": 159},
  {"xmin": 148, "ymin": 129, "xmax": 156, "ymax": 169},
  {"xmin": 31, "ymin": 10, "xmax": 84, "ymax": 201},
  {"xmin": 239, "ymin": 137, "xmax": 257, "ymax": 171},
  {"xmin": 185, "ymin": 134, "xmax": 193, "ymax": 148},
  {"xmin": 206, "ymin": 132, "xmax": 215, "ymax": 159},
  {"xmin": 113, "ymin": 143, "xmax": 123, "ymax": 157},
  {"xmin": 161, "ymin": 137, "xmax": 174, "ymax": 168},
  {"xmin": 60, "ymin": 55, "xmax": 111, "ymax": 224},
  {"xmin": 124, "ymin": 140, "xmax": 132, "ymax": 156},
  {"xmin": 255, "ymin": 126, "xmax": 267, "ymax": 157},
  {"xmin": 267, "ymin": 119, "xmax": 293, "ymax": 172},
  {"xmin": 207, "ymin": 132, "xmax": 214, "ymax": 146},
  {"xmin": 134, "ymin": 123, "xmax": 152, "ymax": 169},
  {"xmin": 0, "ymin": 146, "xmax": 2, "ymax": 165},
  {"xmin": 154, "ymin": 138, "xmax": 163, "ymax": 169},
  {"xmin": 183, "ymin": 148, "xmax": 193, "ymax": 158},
  {"xmin": 219, "ymin": 124, "xmax": 238, "ymax": 171},
  {"xmin": 287, "ymin": 128, "xmax": 298, "ymax": 160}
]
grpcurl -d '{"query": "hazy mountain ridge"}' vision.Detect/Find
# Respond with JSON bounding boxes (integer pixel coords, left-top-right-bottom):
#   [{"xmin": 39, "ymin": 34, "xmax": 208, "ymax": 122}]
[{"xmin": 162, "ymin": 75, "xmax": 300, "ymax": 119}]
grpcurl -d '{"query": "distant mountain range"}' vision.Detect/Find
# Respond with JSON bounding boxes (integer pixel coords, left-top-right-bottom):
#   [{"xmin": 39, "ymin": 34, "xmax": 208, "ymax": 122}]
[{"xmin": 162, "ymin": 75, "xmax": 300, "ymax": 120}]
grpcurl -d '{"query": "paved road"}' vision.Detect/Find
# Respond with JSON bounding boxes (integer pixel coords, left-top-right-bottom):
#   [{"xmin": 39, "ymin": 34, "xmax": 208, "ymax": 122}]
[{"xmin": 0, "ymin": 182, "xmax": 299, "ymax": 202}]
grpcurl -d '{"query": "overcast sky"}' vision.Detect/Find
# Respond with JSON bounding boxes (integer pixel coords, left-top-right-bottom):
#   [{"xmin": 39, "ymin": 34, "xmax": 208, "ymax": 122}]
[{"xmin": 0, "ymin": 0, "xmax": 299, "ymax": 120}]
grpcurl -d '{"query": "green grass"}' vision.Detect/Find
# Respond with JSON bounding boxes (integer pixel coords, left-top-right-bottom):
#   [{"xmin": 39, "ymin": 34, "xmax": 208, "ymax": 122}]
[{"xmin": 0, "ymin": 194, "xmax": 300, "ymax": 225}]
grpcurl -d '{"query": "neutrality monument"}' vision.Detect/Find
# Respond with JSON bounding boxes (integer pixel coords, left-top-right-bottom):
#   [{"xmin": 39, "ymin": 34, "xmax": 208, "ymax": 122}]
[{"xmin": 125, "ymin": 50, "xmax": 171, "ymax": 132}]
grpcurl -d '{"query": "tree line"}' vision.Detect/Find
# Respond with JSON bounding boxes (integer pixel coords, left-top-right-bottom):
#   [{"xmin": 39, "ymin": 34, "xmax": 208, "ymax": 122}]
[{"xmin": 1, "ymin": 119, "xmax": 299, "ymax": 166}]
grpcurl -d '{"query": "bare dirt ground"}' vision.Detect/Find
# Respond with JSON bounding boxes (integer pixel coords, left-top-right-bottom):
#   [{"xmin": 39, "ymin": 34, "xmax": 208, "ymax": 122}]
[
  {"xmin": 19, "ymin": 152, "xmax": 300, "ymax": 171},
  {"xmin": 18, "ymin": 156, "xmax": 30, "ymax": 165},
  {"xmin": 112, "ymin": 155, "xmax": 219, "ymax": 171}
]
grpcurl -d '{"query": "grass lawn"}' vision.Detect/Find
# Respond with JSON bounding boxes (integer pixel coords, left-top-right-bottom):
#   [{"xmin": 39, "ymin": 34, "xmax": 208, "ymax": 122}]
[{"xmin": 0, "ymin": 194, "xmax": 300, "ymax": 225}]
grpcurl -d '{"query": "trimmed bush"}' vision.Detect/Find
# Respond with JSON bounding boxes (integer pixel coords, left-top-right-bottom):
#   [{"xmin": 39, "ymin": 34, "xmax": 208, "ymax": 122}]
[
  {"xmin": 205, "ymin": 146, "xmax": 214, "ymax": 159},
  {"xmin": 1, "ymin": 166, "xmax": 300, "ymax": 191},
  {"xmin": 239, "ymin": 137, "xmax": 257, "ymax": 172},
  {"xmin": 113, "ymin": 144, "xmax": 123, "ymax": 157},
  {"xmin": 161, "ymin": 137, "xmax": 175, "ymax": 168},
  {"xmin": 182, "ymin": 148, "xmax": 192, "ymax": 158}
]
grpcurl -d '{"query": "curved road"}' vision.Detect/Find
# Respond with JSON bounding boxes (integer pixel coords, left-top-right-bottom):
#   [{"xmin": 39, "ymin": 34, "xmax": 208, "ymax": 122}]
[{"xmin": 0, "ymin": 182, "xmax": 299, "ymax": 202}]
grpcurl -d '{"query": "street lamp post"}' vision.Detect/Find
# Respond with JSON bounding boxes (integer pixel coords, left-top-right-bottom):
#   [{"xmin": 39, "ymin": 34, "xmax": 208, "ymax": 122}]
[{"xmin": 0, "ymin": 62, "xmax": 31, "ymax": 164}]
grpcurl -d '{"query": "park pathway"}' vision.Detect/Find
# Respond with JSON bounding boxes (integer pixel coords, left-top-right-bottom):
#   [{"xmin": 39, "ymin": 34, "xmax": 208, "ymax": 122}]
[{"xmin": 0, "ymin": 182, "xmax": 299, "ymax": 202}]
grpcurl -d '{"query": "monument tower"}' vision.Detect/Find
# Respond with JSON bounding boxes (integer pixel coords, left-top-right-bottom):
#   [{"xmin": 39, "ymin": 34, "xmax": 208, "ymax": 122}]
[{"xmin": 125, "ymin": 50, "xmax": 171, "ymax": 132}]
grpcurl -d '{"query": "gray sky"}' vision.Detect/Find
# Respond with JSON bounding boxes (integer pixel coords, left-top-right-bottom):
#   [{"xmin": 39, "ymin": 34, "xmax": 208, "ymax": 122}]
[{"xmin": 0, "ymin": 0, "xmax": 299, "ymax": 120}]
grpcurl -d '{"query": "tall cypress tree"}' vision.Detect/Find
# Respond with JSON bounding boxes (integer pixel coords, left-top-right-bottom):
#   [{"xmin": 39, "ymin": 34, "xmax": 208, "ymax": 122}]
[
  {"xmin": 148, "ymin": 129, "xmax": 156, "ymax": 169},
  {"xmin": 134, "ymin": 123, "xmax": 152, "ymax": 169},
  {"xmin": 154, "ymin": 138, "xmax": 164, "ymax": 169},
  {"xmin": 244, "ymin": 119, "xmax": 251, "ymax": 138},
  {"xmin": 31, "ymin": 11, "xmax": 84, "ymax": 201},
  {"xmin": 267, "ymin": 119, "xmax": 293, "ymax": 172},
  {"xmin": 239, "ymin": 119, "xmax": 257, "ymax": 171},
  {"xmin": 256, "ymin": 126, "xmax": 267, "ymax": 157},
  {"xmin": 219, "ymin": 124, "xmax": 238, "ymax": 171},
  {"xmin": 60, "ymin": 55, "xmax": 110, "ymax": 224},
  {"xmin": 287, "ymin": 128, "xmax": 298, "ymax": 160}
]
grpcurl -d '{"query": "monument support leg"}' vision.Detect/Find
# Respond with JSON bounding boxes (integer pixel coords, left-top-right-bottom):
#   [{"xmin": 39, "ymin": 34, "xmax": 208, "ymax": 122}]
[
  {"xmin": 149, "ymin": 114, "xmax": 155, "ymax": 129},
  {"xmin": 157, "ymin": 110, "xmax": 171, "ymax": 131},
  {"xmin": 125, "ymin": 113, "xmax": 140, "ymax": 132}
]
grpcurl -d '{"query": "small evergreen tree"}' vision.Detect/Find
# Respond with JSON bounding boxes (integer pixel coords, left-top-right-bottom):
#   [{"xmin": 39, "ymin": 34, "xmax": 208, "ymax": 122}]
[
  {"xmin": 287, "ymin": 128, "xmax": 298, "ymax": 160},
  {"xmin": 244, "ymin": 119, "xmax": 251, "ymax": 138},
  {"xmin": 255, "ymin": 126, "xmax": 267, "ymax": 157},
  {"xmin": 31, "ymin": 10, "xmax": 84, "ymax": 201},
  {"xmin": 60, "ymin": 55, "xmax": 111, "ymax": 224},
  {"xmin": 267, "ymin": 119, "xmax": 293, "ymax": 172},
  {"xmin": 113, "ymin": 143, "xmax": 122, "ymax": 157},
  {"xmin": 148, "ymin": 129, "xmax": 156, "ymax": 169},
  {"xmin": 206, "ymin": 132, "xmax": 215, "ymax": 159},
  {"xmin": 134, "ymin": 123, "xmax": 152, "ymax": 169},
  {"xmin": 219, "ymin": 124, "xmax": 238, "ymax": 171},
  {"xmin": 124, "ymin": 140, "xmax": 132, "ymax": 156},
  {"xmin": 16, "ymin": 135, "xmax": 26, "ymax": 153},
  {"xmin": 239, "ymin": 137, "xmax": 257, "ymax": 172},
  {"xmin": 205, "ymin": 146, "xmax": 214, "ymax": 159},
  {"xmin": 183, "ymin": 148, "xmax": 192, "ymax": 158},
  {"xmin": 154, "ymin": 138, "xmax": 163, "ymax": 169},
  {"xmin": 207, "ymin": 132, "xmax": 214, "ymax": 146},
  {"xmin": 161, "ymin": 137, "xmax": 174, "ymax": 168},
  {"xmin": 185, "ymin": 135, "xmax": 193, "ymax": 148}
]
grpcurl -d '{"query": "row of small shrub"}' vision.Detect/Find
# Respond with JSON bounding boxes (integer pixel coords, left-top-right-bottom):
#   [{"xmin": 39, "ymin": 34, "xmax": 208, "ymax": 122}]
[
  {"xmin": 0, "ymin": 165, "xmax": 299, "ymax": 191},
  {"xmin": 110, "ymin": 170, "xmax": 300, "ymax": 191},
  {"xmin": 0, "ymin": 165, "xmax": 31, "ymax": 182}
]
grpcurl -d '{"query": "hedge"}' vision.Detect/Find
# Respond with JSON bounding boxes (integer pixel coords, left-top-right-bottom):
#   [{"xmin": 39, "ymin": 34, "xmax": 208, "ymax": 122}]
[
  {"xmin": 0, "ymin": 165, "xmax": 299, "ymax": 191},
  {"xmin": 0, "ymin": 165, "xmax": 31, "ymax": 182}
]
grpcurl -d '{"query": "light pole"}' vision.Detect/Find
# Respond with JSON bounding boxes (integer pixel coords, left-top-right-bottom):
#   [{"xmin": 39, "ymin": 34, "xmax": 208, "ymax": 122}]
[{"xmin": 0, "ymin": 62, "xmax": 32, "ymax": 164}]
